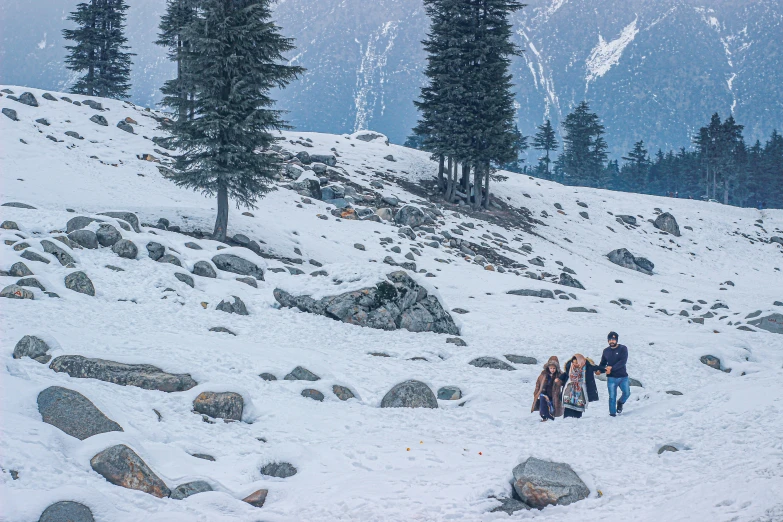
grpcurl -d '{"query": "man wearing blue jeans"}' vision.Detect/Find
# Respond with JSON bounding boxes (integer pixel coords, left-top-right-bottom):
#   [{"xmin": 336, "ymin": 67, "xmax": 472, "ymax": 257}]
[{"xmin": 597, "ymin": 331, "xmax": 630, "ymax": 417}]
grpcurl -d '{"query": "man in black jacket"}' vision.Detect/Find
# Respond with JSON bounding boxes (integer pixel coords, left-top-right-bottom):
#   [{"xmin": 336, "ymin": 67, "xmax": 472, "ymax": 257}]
[{"xmin": 597, "ymin": 331, "xmax": 630, "ymax": 417}]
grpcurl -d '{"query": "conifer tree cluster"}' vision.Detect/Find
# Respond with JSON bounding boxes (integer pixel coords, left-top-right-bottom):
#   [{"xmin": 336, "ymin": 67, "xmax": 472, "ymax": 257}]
[
  {"xmin": 160, "ymin": 0, "xmax": 304, "ymax": 240},
  {"xmin": 413, "ymin": 0, "xmax": 524, "ymax": 210},
  {"xmin": 63, "ymin": 0, "xmax": 134, "ymax": 99}
]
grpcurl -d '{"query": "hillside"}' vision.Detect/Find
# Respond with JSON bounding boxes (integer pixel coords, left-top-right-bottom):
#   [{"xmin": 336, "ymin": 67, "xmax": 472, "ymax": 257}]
[{"xmin": 1, "ymin": 87, "xmax": 783, "ymax": 522}]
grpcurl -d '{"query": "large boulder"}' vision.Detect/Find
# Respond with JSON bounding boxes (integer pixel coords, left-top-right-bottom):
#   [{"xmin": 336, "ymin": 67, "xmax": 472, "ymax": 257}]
[
  {"xmin": 9, "ymin": 261, "xmax": 33, "ymax": 277},
  {"xmin": 192, "ymin": 260, "xmax": 217, "ymax": 278},
  {"xmin": 274, "ymin": 271, "xmax": 459, "ymax": 335},
  {"xmin": 380, "ymin": 380, "xmax": 438, "ymax": 409},
  {"xmin": 112, "ymin": 239, "xmax": 138, "ymax": 259},
  {"xmin": 193, "ymin": 391, "xmax": 243, "ymax": 420},
  {"xmin": 146, "ymin": 242, "xmax": 165, "ymax": 261},
  {"xmin": 37, "ymin": 386, "xmax": 123, "ymax": 440},
  {"xmin": 653, "ymin": 212, "xmax": 681, "ymax": 236},
  {"xmin": 607, "ymin": 248, "xmax": 654, "ymax": 275},
  {"xmin": 212, "ymin": 254, "xmax": 264, "ymax": 280},
  {"xmin": 90, "ymin": 445, "xmax": 170, "ymax": 498},
  {"xmin": 394, "ymin": 205, "xmax": 426, "ymax": 228},
  {"xmin": 67, "ymin": 216, "xmax": 102, "ymax": 233},
  {"xmin": 68, "ymin": 229, "xmax": 99, "ymax": 249},
  {"xmin": 18, "ymin": 92, "xmax": 39, "ymax": 107},
  {"xmin": 747, "ymin": 313, "xmax": 783, "ymax": 334},
  {"xmin": 99, "ymin": 211, "xmax": 141, "ymax": 233},
  {"xmin": 512, "ymin": 457, "xmax": 589, "ymax": 509},
  {"xmin": 13, "ymin": 335, "xmax": 52, "ymax": 363},
  {"xmin": 49, "ymin": 355, "xmax": 197, "ymax": 392},
  {"xmin": 469, "ymin": 357, "xmax": 516, "ymax": 371},
  {"xmin": 38, "ymin": 501, "xmax": 95, "ymax": 522},
  {"xmin": 64, "ymin": 271, "xmax": 95, "ymax": 296},
  {"xmin": 171, "ymin": 480, "xmax": 213, "ymax": 500}
]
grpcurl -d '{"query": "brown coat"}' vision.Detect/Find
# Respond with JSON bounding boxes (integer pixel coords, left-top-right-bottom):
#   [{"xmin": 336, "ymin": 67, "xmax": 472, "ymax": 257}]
[{"xmin": 531, "ymin": 356, "xmax": 564, "ymax": 417}]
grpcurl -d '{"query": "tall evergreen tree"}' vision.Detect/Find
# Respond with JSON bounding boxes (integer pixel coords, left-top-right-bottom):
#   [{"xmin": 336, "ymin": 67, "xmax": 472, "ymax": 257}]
[
  {"xmin": 156, "ymin": 0, "xmax": 197, "ymax": 121},
  {"xmin": 621, "ymin": 140, "xmax": 650, "ymax": 190},
  {"xmin": 64, "ymin": 0, "xmax": 133, "ymax": 98},
  {"xmin": 168, "ymin": 0, "xmax": 304, "ymax": 241},
  {"xmin": 555, "ymin": 101, "xmax": 607, "ymax": 187},
  {"xmin": 532, "ymin": 119, "xmax": 557, "ymax": 178}
]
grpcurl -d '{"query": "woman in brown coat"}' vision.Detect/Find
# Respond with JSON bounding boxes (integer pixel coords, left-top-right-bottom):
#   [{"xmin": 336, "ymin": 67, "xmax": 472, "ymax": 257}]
[{"xmin": 531, "ymin": 356, "xmax": 564, "ymax": 421}]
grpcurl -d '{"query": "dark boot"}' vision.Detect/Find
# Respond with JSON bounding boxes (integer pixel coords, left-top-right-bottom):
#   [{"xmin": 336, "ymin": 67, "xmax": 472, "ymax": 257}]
[{"xmin": 617, "ymin": 399, "xmax": 624, "ymax": 414}]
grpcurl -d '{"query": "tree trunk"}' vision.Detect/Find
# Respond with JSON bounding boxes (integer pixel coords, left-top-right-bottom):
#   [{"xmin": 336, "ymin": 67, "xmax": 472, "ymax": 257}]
[
  {"xmin": 473, "ymin": 164, "xmax": 483, "ymax": 211},
  {"xmin": 483, "ymin": 164, "xmax": 491, "ymax": 210},
  {"xmin": 445, "ymin": 156, "xmax": 453, "ymax": 201},
  {"xmin": 438, "ymin": 154, "xmax": 445, "ymax": 192},
  {"xmin": 723, "ymin": 178, "xmax": 729, "ymax": 205},
  {"xmin": 461, "ymin": 163, "xmax": 470, "ymax": 195},
  {"xmin": 213, "ymin": 184, "xmax": 229, "ymax": 242},
  {"xmin": 545, "ymin": 150, "xmax": 550, "ymax": 177}
]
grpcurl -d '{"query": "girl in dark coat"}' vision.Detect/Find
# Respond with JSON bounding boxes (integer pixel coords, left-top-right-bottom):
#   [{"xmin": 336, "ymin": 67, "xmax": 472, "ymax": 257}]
[
  {"xmin": 561, "ymin": 354, "xmax": 600, "ymax": 419},
  {"xmin": 531, "ymin": 356, "xmax": 564, "ymax": 421}
]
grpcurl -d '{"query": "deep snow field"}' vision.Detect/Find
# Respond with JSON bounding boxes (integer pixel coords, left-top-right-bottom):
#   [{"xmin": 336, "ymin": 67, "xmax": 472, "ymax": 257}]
[{"xmin": 1, "ymin": 86, "xmax": 783, "ymax": 522}]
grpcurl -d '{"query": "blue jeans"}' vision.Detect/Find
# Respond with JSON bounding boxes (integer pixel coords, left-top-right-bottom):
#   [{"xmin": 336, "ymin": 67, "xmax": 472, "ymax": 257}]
[{"xmin": 607, "ymin": 376, "xmax": 631, "ymax": 415}]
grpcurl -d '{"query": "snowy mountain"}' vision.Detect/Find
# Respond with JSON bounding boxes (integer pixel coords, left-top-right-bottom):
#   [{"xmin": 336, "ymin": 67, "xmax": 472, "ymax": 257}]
[
  {"xmin": 2, "ymin": 86, "xmax": 783, "ymax": 521},
  {"xmin": 1, "ymin": 0, "xmax": 781, "ymax": 156}
]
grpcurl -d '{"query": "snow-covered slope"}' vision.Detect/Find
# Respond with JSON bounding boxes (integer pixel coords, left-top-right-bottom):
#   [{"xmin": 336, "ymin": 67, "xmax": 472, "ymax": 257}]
[{"xmin": 1, "ymin": 87, "xmax": 783, "ymax": 522}]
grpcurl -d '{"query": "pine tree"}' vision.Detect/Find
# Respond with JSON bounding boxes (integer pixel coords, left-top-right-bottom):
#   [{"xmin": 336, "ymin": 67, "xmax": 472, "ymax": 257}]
[
  {"xmin": 532, "ymin": 119, "xmax": 557, "ymax": 178},
  {"xmin": 555, "ymin": 101, "xmax": 607, "ymax": 187},
  {"xmin": 64, "ymin": 0, "xmax": 133, "ymax": 98},
  {"xmin": 157, "ymin": 0, "xmax": 197, "ymax": 121},
  {"xmin": 168, "ymin": 0, "xmax": 304, "ymax": 241},
  {"xmin": 500, "ymin": 124, "xmax": 529, "ymax": 173},
  {"xmin": 621, "ymin": 140, "xmax": 650, "ymax": 190}
]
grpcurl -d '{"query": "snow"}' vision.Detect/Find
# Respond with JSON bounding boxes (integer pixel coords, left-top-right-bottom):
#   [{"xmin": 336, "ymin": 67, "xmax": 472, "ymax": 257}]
[
  {"xmin": 2, "ymin": 86, "xmax": 783, "ymax": 521},
  {"xmin": 585, "ymin": 18, "xmax": 639, "ymax": 86}
]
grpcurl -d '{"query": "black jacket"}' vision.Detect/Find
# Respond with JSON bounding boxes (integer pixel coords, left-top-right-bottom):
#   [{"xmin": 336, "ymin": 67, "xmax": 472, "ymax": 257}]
[
  {"xmin": 598, "ymin": 345, "xmax": 629, "ymax": 378},
  {"xmin": 561, "ymin": 359, "xmax": 600, "ymax": 402}
]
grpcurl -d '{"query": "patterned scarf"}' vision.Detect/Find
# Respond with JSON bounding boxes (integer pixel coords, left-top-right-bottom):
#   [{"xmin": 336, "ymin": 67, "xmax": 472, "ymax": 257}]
[{"xmin": 563, "ymin": 361, "xmax": 587, "ymax": 411}]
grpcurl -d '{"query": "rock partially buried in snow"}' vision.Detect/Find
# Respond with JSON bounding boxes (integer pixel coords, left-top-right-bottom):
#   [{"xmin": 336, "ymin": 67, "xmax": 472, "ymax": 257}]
[
  {"xmin": 212, "ymin": 254, "xmax": 264, "ymax": 280},
  {"xmin": 242, "ymin": 489, "xmax": 268, "ymax": 508},
  {"xmin": 437, "ymin": 386, "xmax": 462, "ymax": 400},
  {"xmin": 747, "ymin": 313, "xmax": 783, "ymax": 334},
  {"xmin": 41, "ymin": 240, "xmax": 75, "ymax": 266},
  {"xmin": 2, "ymin": 201, "xmax": 37, "ymax": 209},
  {"xmin": 89, "ymin": 114, "xmax": 108, "ymax": 126},
  {"xmin": 333, "ymin": 385, "xmax": 355, "ymax": 400},
  {"xmin": 175, "ymin": 273, "xmax": 195, "ymax": 288},
  {"xmin": 284, "ymin": 366, "xmax": 320, "ymax": 381},
  {"xmin": 13, "ymin": 335, "xmax": 52, "ymax": 363},
  {"xmin": 171, "ymin": 480, "xmax": 213, "ymax": 500},
  {"xmin": 18, "ymin": 92, "xmax": 39, "ymax": 106},
  {"xmin": 49, "ymin": 355, "xmax": 198, "ymax": 391},
  {"xmin": 353, "ymin": 131, "xmax": 389, "ymax": 145},
  {"xmin": 192, "ymin": 260, "xmax": 217, "ymax": 278},
  {"xmin": 274, "ymin": 271, "xmax": 460, "ymax": 335},
  {"xmin": 380, "ymin": 380, "xmax": 438, "ymax": 409},
  {"xmin": 64, "ymin": 271, "xmax": 95, "ymax": 295},
  {"xmin": 505, "ymin": 355, "xmax": 537, "ymax": 365},
  {"xmin": 90, "ymin": 444, "xmax": 170, "ymax": 498},
  {"xmin": 38, "ymin": 501, "xmax": 95, "ymax": 522},
  {"xmin": 653, "ymin": 212, "xmax": 681, "ymax": 236},
  {"xmin": 301, "ymin": 388, "xmax": 325, "ymax": 401},
  {"xmin": 99, "ymin": 211, "xmax": 141, "ymax": 233},
  {"xmin": 394, "ymin": 205, "xmax": 426, "ymax": 228},
  {"xmin": 469, "ymin": 357, "xmax": 516, "ymax": 371},
  {"xmin": 2, "ymin": 108, "xmax": 19, "ymax": 121},
  {"xmin": 9, "ymin": 262, "xmax": 33, "ymax": 277},
  {"xmin": 193, "ymin": 391, "xmax": 243, "ymax": 421},
  {"xmin": 559, "ymin": 273, "xmax": 584, "ymax": 290},
  {"xmin": 607, "ymin": 248, "xmax": 654, "ymax": 275},
  {"xmin": 67, "ymin": 216, "xmax": 102, "ymax": 233},
  {"xmin": 261, "ymin": 462, "xmax": 298, "ymax": 478},
  {"xmin": 146, "ymin": 242, "xmax": 165, "ymax": 260},
  {"xmin": 37, "ymin": 386, "xmax": 123, "ymax": 440},
  {"xmin": 216, "ymin": 296, "xmax": 248, "ymax": 315},
  {"xmin": 68, "ymin": 229, "xmax": 99, "ymax": 249},
  {"xmin": 1, "ymin": 284, "xmax": 34, "ymax": 300},
  {"xmin": 112, "ymin": 239, "xmax": 138, "ymax": 259},
  {"xmin": 700, "ymin": 355, "xmax": 726, "ymax": 371},
  {"xmin": 512, "ymin": 457, "xmax": 589, "ymax": 509},
  {"xmin": 507, "ymin": 288, "xmax": 554, "ymax": 299}
]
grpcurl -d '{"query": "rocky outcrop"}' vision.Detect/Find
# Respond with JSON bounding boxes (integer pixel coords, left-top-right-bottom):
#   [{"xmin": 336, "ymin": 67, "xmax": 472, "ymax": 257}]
[
  {"xmin": 380, "ymin": 380, "xmax": 438, "ymax": 409},
  {"xmin": 607, "ymin": 248, "xmax": 654, "ymax": 275},
  {"xmin": 274, "ymin": 271, "xmax": 459, "ymax": 335},
  {"xmin": 49, "ymin": 355, "xmax": 197, "ymax": 392},
  {"xmin": 512, "ymin": 457, "xmax": 589, "ymax": 509},
  {"xmin": 90, "ymin": 445, "xmax": 170, "ymax": 498},
  {"xmin": 193, "ymin": 391, "xmax": 243, "ymax": 421},
  {"xmin": 653, "ymin": 212, "xmax": 681, "ymax": 236},
  {"xmin": 37, "ymin": 386, "xmax": 123, "ymax": 440}
]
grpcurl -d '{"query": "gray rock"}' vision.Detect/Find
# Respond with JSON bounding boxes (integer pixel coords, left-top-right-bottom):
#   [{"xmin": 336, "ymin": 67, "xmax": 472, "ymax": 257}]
[
  {"xmin": 171, "ymin": 480, "xmax": 212, "ymax": 500},
  {"xmin": 1, "ymin": 220, "xmax": 19, "ymax": 230},
  {"xmin": 175, "ymin": 273, "xmax": 194, "ymax": 288},
  {"xmin": 354, "ymin": 131, "xmax": 389, "ymax": 144},
  {"xmin": 17, "ymin": 276, "xmax": 45, "ymax": 291},
  {"xmin": 82, "ymin": 100, "xmax": 103, "ymax": 110},
  {"xmin": 469, "ymin": 357, "xmax": 516, "ymax": 371},
  {"xmin": 490, "ymin": 498, "xmax": 531, "ymax": 514},
  {"xmin": 185, "ymin": 242, "xmax": 203, "ymax": 250},
  {"xmin": 285, "ymin": 163, "xmax": 305, "ymax": 180},
  {"xmin": 20, "ymin": 250, "xmax": 51, "ymax": 264},
  {"xmin": 658, "ymin": 445, "xmax": 679, "ymax": 454},
  {"xmin": 64, "ymin": 271, "xmax": 96, "ymax": 295},
  {"xmin": 394, "ymin": 205, "xmax": 426, "ymax": 228},
  {"xmin": 112, "ymin": 239, "xmax": 138, "ymax": 259},
  {"xmin": 42, "ymin": 92, "xmax": 58, "ymax": 101},
  {"xmin": 9, "ymin": 261, "xmax": 33, "ymax": 277},
  {"xmin": 67, "ymin": 216, "xmax": 102, "ymax": 233},
  {"xmin": 654, "ymin": 212, "xmax": 681, "ymax": 236},
  {"xmin": 17, "ymin": 92, "xmax": 39, "ymax": 107},
  {"xmin": 700, "ymin": 355, "xmax": 723, "ymax": 371},
  {"xmin": 446, "ymin": 337, "xmax": 467, "ymax": 346},
  {"xmin": 242, "ymin": 489, "xmax": 268, "ymax": 508},
  {"xmin": 2, "ymin": 201, "xmax": 36, "ymax": 209},
  {"xmin": 559, "ymin": 273, "xmax": 585, "ymax": 290},
  {"xmin": 212, "ymin": 254, "xmax": 264, "ymax": 280},
  {"xmin": 89, "ymin": 114, "xmax": 108, "ymax": 126},
  {"xmin": 14, "ymin": 335, "xmax": 52, "ymax": 363},
  {"xmin": 1, "ymin": 284, "xmax": 34, "ymax": 299},
  {"xmin": 579, "ymin": 211, "xmax": 589, "ymax": 219},
  {"xmin": 193, "ymin": 391, "xmax": 243, "ymax": 420},
  {"xmin": 568, "ymin": 307, "xmax": 597, "ymax": 313},
  {"xmin": 666, "ymin": 390, "xmax": 683, "ymax": 395},
  {"xmin": 90, "ymin": 444, "xmax": 170, "ymax": 498},
  {"xmin": 747, "ymin": 313, "xmax": 783, "ymax": 334},
  {"xmin": 68, "ymin": 229, "xmax": 99, "ymax": 249},
  {"xmin": 37, "ymin": 386, "xmax": 123, "ymax": 440},
  {"xmin": 382, "ymin": 195, "xmax": 399, "ymax": 206},
  {"xmin": 65, "ymin": 131, "xmax": 83, "ymax": 140},
  {"xmin": 261, "ymin": 462, "xmax": 298, "ymax": 478},
  {"xmin": 216, "ymin": 296, "xmax": 248, "ymax": 315},
  {"xmin": 437, "ymin": 386, "xmax": 462, "ymax": 400},
  {"xmin": 38, "ymin": 501, "xmax": 95, "ymax": 522},
  {"xmin": 607, "ymin": 248, "xmax": 654, "ymax": 275},
  {"xmin": 41, "ymin": 240, "xmax": 75, "ymax": 266},
  {"xmin": 310, "ymin": 153, "xmax": 337, "ymax": 166},
  {"xmin": 333, "ymin": 385, "xmax": 355, "ymax": 400},
  {"xmin": 2, "ymin": 108, "xmax": 19, "ymax": 121},
  {"xmin": 274, "ymin": 270, "xmax": 459, "ymax": 335},
  {"xmin": 191, "ymin": 453, "xmax": 215, "ymax": 461},
  {"xmin": 157, "ymin": 254, "xmax": 182, "ymax": 266},
  {"xmin": 629, "ymin": 378, "xmax": 643, "ymax": 387},
  {"xmin": 49, "ymin": 355, "xmax": 198, "ymax": 391},
  {"xmin": 284, "ymin": 366, "xmax": 320, "ymax": 381},
  {"xmin": 380, "ymin": 380, "xmax": 438, "ymax": 409},
  {"xmin": 302, "ymin": 388, "xmax": 325, "ymax": 402},
  {"xmin": 192, "ymin": 261, "xmax": 217, "ymax": 278},
  {"xmin": 512, "ymin": 457, "xmax": 589, "ymax": 509},
  {"xmin": 770, "ymin": 237, "xmax": 783, "ymax": 246},
  {"xmin": 99, "ymin": 212, "xmax": 141, "ymax": 233},
  {"xmin": 505, "ymin": 355, "xmax": 537, "ymax": 365},
  {"xmin": 209, "ymin": 326, "xmax": 235, "ymax": 335},
  {"xmin": 291, "ymin": 178, "xmax": 322, "ymax": 199},
  {"xmin": 117, "ymin": 120, "xmax": 134, "ymax": 133},
  {"xmin": 259, "ymin": 372, "xmax": 277, "ymax": 381}
]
